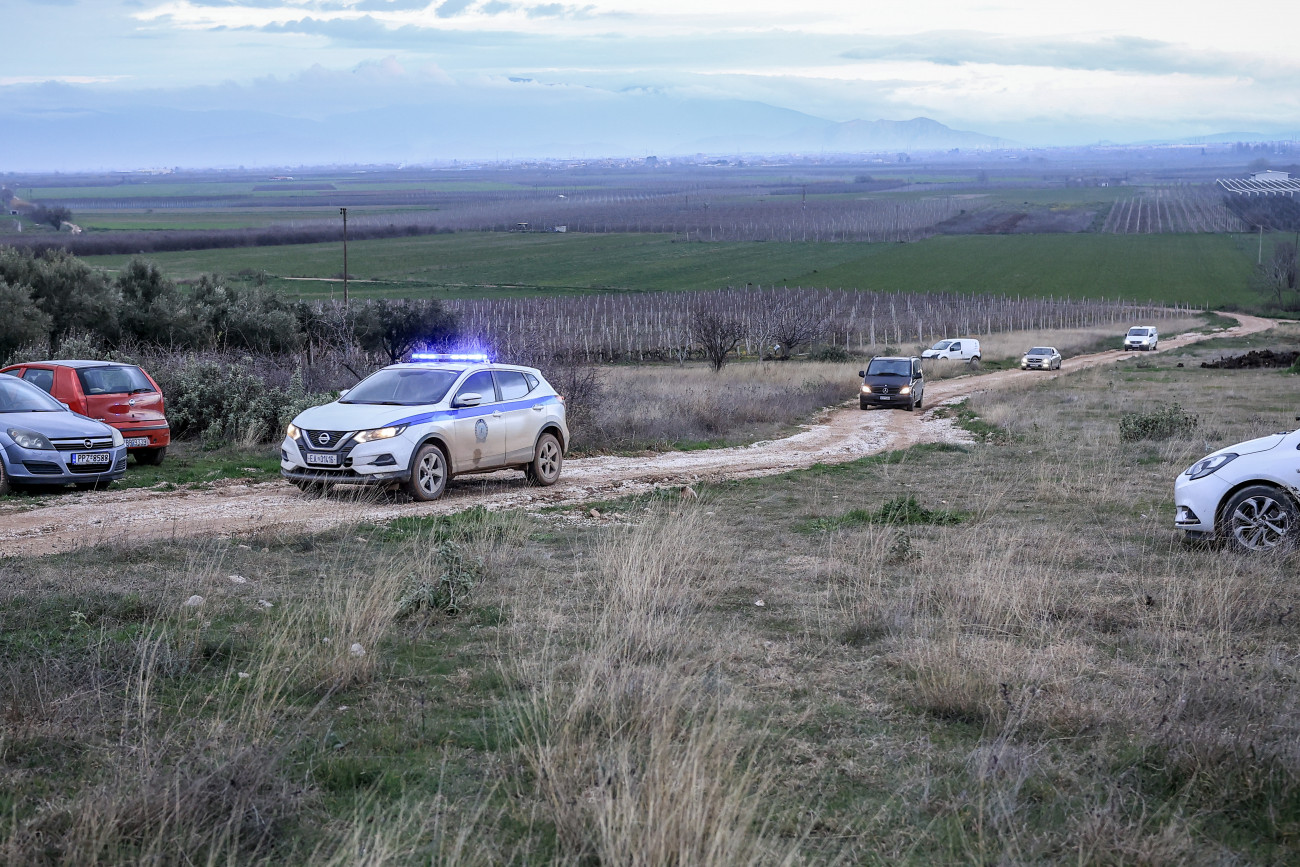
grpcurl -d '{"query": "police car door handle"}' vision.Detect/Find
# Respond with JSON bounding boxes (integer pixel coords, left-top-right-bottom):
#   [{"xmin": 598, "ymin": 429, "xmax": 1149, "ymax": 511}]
[{"xmin": 532, "ymin": 405, "xmax": 544, "ymax": 411}]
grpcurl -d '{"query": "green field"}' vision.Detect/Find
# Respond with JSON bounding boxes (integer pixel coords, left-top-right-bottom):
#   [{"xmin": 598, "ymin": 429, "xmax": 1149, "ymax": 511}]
[{"xmin": 83, "ymin": 231, "xmax": 1262, "ymax": 306}]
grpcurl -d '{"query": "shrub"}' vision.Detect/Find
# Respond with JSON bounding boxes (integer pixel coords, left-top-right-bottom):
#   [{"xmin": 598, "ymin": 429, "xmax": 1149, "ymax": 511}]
[
  {"xmin": 396, "ymin": 541, "xmax": 478, "ymax": 617},
  {"xmin": 1119, "ymin": 403, "xmax": 1199, "ymax": 442},
  {"xmin": 161, "ymin": 357, "xmax": 332, "ymax": 445},
  {"xmin": 808, "ymin": 344, "xmax": 852, "ymax": 362}
]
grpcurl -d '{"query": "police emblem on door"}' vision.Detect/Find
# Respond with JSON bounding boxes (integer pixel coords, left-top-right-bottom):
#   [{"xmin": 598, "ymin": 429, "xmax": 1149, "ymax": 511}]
[{"xmin": 475, "ymin": 419, "xmax": 488, "ymax": 442}]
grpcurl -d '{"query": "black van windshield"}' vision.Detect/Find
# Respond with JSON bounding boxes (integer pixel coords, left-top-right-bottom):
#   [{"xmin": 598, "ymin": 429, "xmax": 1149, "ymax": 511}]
[{"xmin": 866, "ymin": 359, "xmax": 912, "ymax": 376}]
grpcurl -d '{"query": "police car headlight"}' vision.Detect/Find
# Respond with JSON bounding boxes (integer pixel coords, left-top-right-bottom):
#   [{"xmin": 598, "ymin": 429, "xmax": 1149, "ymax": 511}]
[
  {"xmin": 110, "ymin": 428, "xmax": 125, "ymax": 447},
  {"xmin": 861, "ymin": 385, "xmax": 872, "ymax": 394},
  {"xmin": 899, "ymin": 386, "xmax": 911, "ymax": 395},
  {"xmin": 286, "ymin": 422, "xmax": 301, "ymax": 440},
  {"xmin": 354, "ymin": 425, "xmax": 407, "ymax": 444}
]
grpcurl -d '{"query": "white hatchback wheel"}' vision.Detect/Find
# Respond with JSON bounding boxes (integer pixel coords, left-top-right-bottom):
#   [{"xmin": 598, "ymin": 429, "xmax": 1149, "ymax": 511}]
[{"xmin": 1223, "ymin": 485, "xmax": 1297, "ymax": 552}]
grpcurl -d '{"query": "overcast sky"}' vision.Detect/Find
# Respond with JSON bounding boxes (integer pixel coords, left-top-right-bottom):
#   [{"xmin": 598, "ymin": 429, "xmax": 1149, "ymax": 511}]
[{"xmin": 5, "ymin": 0, "xmax": 1299, "ymax": 151}]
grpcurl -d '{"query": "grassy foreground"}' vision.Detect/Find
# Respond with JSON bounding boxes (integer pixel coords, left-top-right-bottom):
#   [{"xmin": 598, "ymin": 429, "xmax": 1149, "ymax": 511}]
[
  {"xmin": 3, "ymin": 325, "xmax": 1299, "ymax": 864},
  {"xmin": 83, "ymin": 231, "xmax": 1262, "ymax": 307}
]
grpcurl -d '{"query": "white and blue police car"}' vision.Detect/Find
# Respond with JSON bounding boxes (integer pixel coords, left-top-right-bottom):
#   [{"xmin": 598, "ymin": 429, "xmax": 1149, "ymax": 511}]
[{"xmin": 280, "ymin": 353, "xmax": 568, "ymax": 501}]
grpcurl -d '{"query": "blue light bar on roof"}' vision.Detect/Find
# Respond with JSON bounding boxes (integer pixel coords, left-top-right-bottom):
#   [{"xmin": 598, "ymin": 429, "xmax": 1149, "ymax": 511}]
[{"xmin": 410, "ymin": 352, "xmax": 491, "ymax": 363}]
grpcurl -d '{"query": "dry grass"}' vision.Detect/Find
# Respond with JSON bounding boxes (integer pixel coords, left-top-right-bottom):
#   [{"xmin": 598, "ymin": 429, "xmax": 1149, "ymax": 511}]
[
  {"xmin": 578, "ymin": 360, "xmax": 857, "ymax": 451},
  {"xmin": 514, "ymin": 509, "xmax": 802, "ymax": 866},
  {"xmin": 4, "ymin": 320, "xmax": 1300, "ymax": 864}
]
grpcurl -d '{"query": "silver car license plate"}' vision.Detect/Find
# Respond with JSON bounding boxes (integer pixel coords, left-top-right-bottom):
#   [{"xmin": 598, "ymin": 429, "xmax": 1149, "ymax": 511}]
[
  {"xmin": 72, "ymin": 452, "xmax": 112, "ymax": 466},
  {"xmin": 306, "ymin": 453, "xmax": 339, "ymax": 466},
  {"xmin": 124, "ymin": 437, "xmax": 150, "ymax": 448}
]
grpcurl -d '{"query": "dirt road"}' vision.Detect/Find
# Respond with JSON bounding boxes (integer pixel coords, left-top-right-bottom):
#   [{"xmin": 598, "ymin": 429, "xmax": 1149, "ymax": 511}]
[{"xmin": 0, "ymin": 314, "xmax": 1275, "ymax": 556}]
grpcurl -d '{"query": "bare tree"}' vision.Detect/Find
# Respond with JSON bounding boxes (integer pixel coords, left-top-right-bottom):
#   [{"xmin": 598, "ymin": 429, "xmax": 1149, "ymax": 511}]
[
  {"xmin": 690, "ymin": 307, "xmax": 747, "ymax": 372},
  {"xmin": 756, "ymin": 291, "xmax": 828, "ymax": 359},
  {"xmin": 1259, "ymin": 240, "xmax": 1299, "ymax": 308}
]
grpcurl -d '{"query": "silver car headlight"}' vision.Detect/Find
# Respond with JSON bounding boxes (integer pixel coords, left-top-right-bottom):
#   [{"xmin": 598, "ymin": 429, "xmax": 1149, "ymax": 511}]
[
  {"xmin": 7, "ymin": 427, "xmax": 54, "ymax": 450},
  {"xmin": 354, "ymin": 425, "xmax": 407, "ymax": 444},
  {"xmin": 110, "ymin": 427, "xmax": 125, "ymax": 447},
  {"xmin": 1184, "ymin": 453, "xmax": 1238, "ymax": 480}
]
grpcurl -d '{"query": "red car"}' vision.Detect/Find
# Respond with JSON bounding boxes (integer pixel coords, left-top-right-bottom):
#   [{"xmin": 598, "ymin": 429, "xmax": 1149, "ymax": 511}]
[{"xmin": 0, "ymin": 360, "xmax": 171, "ymax": 465}]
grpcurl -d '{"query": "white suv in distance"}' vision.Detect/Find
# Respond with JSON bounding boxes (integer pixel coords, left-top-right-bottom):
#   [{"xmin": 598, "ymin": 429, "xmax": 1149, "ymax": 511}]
[
  {"xmin": 1174, "ymin": 425, "xmax": 1300, "ymax": 551},
  {"xmin": 281, "ymin": 354, "xmax": 568, "ymax": 501},
  {"xmin": 1124, "ymin": 326, "xmax": 1159, "ymax": 351}
]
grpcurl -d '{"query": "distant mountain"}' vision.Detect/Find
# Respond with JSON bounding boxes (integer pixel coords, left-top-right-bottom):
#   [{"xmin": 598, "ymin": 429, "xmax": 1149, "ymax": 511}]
[
  {"xmin": 800, "ymin": 116, "xmax": 1009, "ymax": 151},
  {"xmin": 0, "ymin": 89, "xmax": 1008, "ymax": 171}
]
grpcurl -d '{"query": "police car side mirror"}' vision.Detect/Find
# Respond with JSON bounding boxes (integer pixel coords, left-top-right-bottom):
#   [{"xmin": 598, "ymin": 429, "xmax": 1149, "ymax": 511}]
[
  {"xmin": 59, "ymin": 401, "xmax": 70, "ymax": 410},
  {"xmin": 858, "ymin": 370, "xmax": 865, "ymax": 378},
  {"xmin": 338, "ymin": 389, "xmax": 350, "ymax": 399},
  {"xmin": 454, "ymin": 392, "xmax": 483, "ymax": 408}
]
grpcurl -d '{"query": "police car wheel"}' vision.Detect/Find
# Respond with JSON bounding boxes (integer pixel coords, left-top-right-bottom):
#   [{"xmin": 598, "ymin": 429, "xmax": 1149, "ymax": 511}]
[
  {"xmin": 406, "ymin": 444, "xmax": 449, "ymax": 502},
  {"xmin": 525, "ymin": 433, "xmax": 563, "ymax": 486}
]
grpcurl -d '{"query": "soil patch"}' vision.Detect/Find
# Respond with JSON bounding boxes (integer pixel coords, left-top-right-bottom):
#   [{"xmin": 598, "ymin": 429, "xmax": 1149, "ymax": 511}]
[{"xmin": 1200, "ymin": 349, "xmax": 1299, "ymax": 369}]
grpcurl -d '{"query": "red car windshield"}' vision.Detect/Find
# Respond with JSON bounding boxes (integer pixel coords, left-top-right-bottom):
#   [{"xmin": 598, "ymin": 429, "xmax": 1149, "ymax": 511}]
[{"xmin": 76, "ymin": 365, "xmax": 155, "ymax": 396}]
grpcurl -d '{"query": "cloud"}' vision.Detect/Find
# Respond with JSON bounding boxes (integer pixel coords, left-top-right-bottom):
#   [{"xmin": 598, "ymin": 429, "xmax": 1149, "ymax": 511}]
[{"xmin": 435, "ymin": 0, "xmax": 473, "ymax": 17}]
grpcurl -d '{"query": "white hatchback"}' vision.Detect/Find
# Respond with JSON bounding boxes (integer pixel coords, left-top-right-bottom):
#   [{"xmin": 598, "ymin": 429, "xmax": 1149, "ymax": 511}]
[
  {"xmin": 280, "ymin": 354, "xmax": 569, "ymax": 501},
  {"xmin": 1174, "ymin": 426, "xmax": 1300, "ymax": 551}
]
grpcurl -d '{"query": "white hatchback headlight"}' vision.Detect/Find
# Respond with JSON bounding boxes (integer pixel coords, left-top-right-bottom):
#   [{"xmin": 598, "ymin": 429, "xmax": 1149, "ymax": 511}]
[
  {"xmin": 1184, "ymin": 453, "xmax": 1238, "ymax": 480},
  {"xmin": 286, "ymin": 422, "xmax": 301, "ymax": 440}
]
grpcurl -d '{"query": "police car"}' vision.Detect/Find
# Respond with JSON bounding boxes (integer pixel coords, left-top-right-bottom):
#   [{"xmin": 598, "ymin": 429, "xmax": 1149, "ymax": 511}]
[{"xmin": 280, "ymin": 354, "xmax": 568, "ymax": 501}]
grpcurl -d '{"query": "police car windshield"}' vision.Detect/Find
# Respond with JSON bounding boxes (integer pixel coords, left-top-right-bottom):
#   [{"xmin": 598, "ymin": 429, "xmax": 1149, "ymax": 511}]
[
  {"xmin": 341, "ymin": 369, "xmax": 459, "ymax": 405},
  {"xmin": 866, "ymin": 359, "xmax": 911, "ymax": 376}
]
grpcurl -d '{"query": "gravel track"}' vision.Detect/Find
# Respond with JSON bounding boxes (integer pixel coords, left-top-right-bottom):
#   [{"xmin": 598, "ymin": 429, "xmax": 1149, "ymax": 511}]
[{"xmin": 0, "ymin": 314, "xmax": 1274, "ymax": 556}]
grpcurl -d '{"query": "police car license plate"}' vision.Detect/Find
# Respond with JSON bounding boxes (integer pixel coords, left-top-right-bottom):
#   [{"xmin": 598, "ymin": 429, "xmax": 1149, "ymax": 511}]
[
  {"xmin": 306, "ymin": 453, "xmax": 339, "ymax": 466},
  {"xmin": 880, "ymin": 395, "xmax": 893, "ymax": 400},
  {"xmin": 124, "ymin": 437, "xmax": 150, "ymax": 448},
  {"xmin": 72, "ymin": 452, "xmax": 111, "ymax": 466}
]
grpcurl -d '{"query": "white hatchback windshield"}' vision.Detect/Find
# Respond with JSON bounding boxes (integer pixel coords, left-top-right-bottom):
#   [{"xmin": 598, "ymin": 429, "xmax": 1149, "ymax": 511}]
[{"xmin": 341, "ymin": 369, "xmax": 460, "ymax": 406}]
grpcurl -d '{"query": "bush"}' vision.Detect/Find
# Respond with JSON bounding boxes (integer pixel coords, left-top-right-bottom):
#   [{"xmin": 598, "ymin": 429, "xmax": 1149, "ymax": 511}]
[
  {"xmin": 808, "ymin": 344, "xmax": 852, "ymax": 363},
  {"xmin": 161, "ymin": 357, "xmax": 332, "ymax": 446},
  {"xmin": 1119, "ymin": 403, "xmax": 1199, "ymax": 442}
]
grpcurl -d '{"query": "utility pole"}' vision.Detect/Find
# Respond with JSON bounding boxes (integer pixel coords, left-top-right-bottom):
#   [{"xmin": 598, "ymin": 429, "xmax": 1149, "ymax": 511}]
[{"xmin": 340, "ymin": 207, "xmax": 349, "ymax": 308}]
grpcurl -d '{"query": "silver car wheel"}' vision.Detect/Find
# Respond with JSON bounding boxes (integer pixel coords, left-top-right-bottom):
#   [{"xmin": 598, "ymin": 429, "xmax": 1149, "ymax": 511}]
[{"xmin": 1225, "ymin": 487, "xmax": 1296, "ymax": 552}]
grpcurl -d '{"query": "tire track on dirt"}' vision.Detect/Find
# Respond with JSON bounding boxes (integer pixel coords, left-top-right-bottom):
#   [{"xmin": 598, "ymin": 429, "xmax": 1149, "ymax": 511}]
[{"xmin": 0, "ymin": 313, "xmax": 1274, "ymax": 556}]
